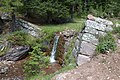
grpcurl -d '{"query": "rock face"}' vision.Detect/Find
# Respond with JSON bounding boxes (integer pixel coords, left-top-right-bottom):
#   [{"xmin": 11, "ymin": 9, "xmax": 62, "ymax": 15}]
[
  {"xmin": 73, "ymin": 15, "xmax": 113, "ymax": 66},
  {"xmin": 16, "ymin": 19, "xmax": 41, "ymax": 37},
  {"xmin": 0, "ymin": 46, "xmax": 30, "ymax": 61}
]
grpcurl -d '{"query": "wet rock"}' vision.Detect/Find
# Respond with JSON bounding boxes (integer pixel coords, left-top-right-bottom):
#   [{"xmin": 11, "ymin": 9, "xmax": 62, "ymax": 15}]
[
  {"xmin": 77, "ymin": 54, "xmax": 90, "ymax": 66},
  {"xmin": 0, "ymin": 46, "xmax": 30, "ymax": 61}
]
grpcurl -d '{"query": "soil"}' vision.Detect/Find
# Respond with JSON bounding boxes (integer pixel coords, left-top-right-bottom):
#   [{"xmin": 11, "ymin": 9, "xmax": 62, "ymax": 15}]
[
  {"xmin": 0, "ymin": 57, "xmax": 28, "ymax": 80},
  {"xmin": 52, "ymin": 39, "xmax": 120, "ymax": 80},
  {"xmin": 52, "ymin": 52, "xmax": 120, "ymax": 80},
  {"xmin": 0, "ymin": 56, "xmax": 62, "ymax": 80},
  {"xmin": 41, "ymin": 63, "xmax": 61, "ymax": 75}
]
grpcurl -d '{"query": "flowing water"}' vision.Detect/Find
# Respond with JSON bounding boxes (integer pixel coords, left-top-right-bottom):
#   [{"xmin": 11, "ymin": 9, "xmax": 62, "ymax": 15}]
[{"xmin": 50, "ymin": 35, "xmax": 60, "ymax": 63}]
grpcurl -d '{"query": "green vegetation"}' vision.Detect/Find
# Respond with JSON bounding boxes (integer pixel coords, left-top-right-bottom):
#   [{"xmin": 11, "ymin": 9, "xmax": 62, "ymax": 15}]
[
  {"xmin": 113, "ymin": 27, "xmax": 120, "ymax": 34},
  {"xmin": 29, "ymin": 64, "xmax": 75, "ymax": 80},
  {"xmin": 96, "ymin": 33, "xmax": 116, "ymax": 54},
  {"xmin": 0, "ymin": 0, "xmax": 23, "ymax": 31},
  {"xmin": 1, "ymin": 0, "xmax": 119, "ymax": 24},
  {"xmin": 40, "ymin": 18, "xmax": 84, "ymax": 43},
  {"xmin": 24, "ymin": 18, "xmax": 84, "ymax": 79},
  {"xmin": 6, "ymin": 31, "xmax": 38, "ymax": 46},
  {"xmin": 24, "ymin": 45, "xmax": 50, "ymax": 77},
  {"xmin": 41, "ymin": 18, "xmax": 84, "ymax": 36},
  {"xmin": 0, "ymin": 31, "xmax": 39, "ymax": 56},
  {"xmin": 0, "ymin": 0, "xmax": 120, "ymax": 79}
]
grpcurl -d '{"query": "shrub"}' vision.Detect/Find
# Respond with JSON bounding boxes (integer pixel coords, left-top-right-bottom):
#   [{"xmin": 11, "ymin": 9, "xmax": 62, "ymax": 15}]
[
  {"xmin": 96, "ymin": 33, "xmax": 116, "ymax": 54},
  {"xmin": 24, "ymin": 45, "xmax": 50, "ymax": 77}
]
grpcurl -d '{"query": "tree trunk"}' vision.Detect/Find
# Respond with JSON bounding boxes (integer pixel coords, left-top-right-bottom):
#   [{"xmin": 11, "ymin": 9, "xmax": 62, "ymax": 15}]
[
  {"xmin": 11, "ymin": 12, "xmax": 16, "ymax": 32},
  {"xmin": 0, "ymin": 17, "xmax": 4, "ymax": 33},
  {"xmin": 70, "ymin": 5, "xmax": 74, "ymax": 20}
]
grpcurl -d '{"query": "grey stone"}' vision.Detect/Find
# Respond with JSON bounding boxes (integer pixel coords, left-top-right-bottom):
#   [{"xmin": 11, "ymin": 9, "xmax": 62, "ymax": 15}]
[
  {"xmin": 72, "ymin": 16, "xmax": 113, "ymax": 66},
  {"xmin": 72, "ymin": 48, "xmax": 78, "ymax": 58},
  {"xmin": 84, "ymin": 26, "xmax": 98, "ymax": 35},
  {"xmin": 85, "ymin": 20, "xmax": 106, "ymax": 31},
  {"xmin": 16, "ymin": 19, "xmax": 41, "ymax": 37},
  {"xmin": 82, "ymin": 33, "xmax": 98, "ymax": 45},
  {"xmin": 0, "ymin": 61, "xmax": 14, "ymax": 74},
  {"xmin": 94, "ymin": 17, "xmax": 113, "ymax": 26},
  {"xmin": 98, "ymin": 31, "xmax": 107, "ymax": 36},
  {"xmin": 0, "ymin": 46, "xmax": 30, "ymax": 61},
  {"xmin": 105, "ymin": 26, "xmax": 113, "ymax": 32},
  {"xmin": 77, "ymin": 54, "xmax": 90, "ymax": 66},
  {"xmin": 77, "ymin": 33, "xmax": 82, "ymax": 40},
  {"xmin": 62, "ymin": 29, "xmax": 75, "ymax": 38},
  {"xmin": 80, "ymin": 41, "xmax": 96, "ymax": 56},
  {"xmin": 75, "ymin": 39, "xmax": 80, "ymax": 51},
  {"xmin": 0, "ymin": 65, "xmax": 9, "ymax": 74}
]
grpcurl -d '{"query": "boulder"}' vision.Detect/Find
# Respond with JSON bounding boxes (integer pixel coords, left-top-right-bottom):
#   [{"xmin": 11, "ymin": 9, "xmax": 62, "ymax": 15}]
[
  {"xmin": 82, "ymin": 33, "xmax": 98, "ymax": 45},
  {"xmin": 77, "ymin": 54, "xmax": 90, "ymax": 66},
  {"xmin": 0, "ymin": 46, "xmax": 30, "ymax": 61},
  {"xmin": 85, "ymin": 20, "xmax": 106, "ymax": 31},
  {"xmin": 16, "ymin": 19, "xmax": 41, "ymax": 37},
  {"xmin": 80, "ymin": 41, "xmax": 96, "ymax": 56}
]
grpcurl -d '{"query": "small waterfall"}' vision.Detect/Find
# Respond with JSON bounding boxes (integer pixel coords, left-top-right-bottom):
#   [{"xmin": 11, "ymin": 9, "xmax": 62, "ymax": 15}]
[{"xmin": 50, "ymin": 35, "xmax": 60, "ymax": 63}]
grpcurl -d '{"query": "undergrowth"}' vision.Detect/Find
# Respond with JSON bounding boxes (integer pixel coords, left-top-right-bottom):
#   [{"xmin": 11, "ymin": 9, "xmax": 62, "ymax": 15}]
[
  {"xmin": 24, "ymin": 44, "xmax": 50, "ymax": 78},
  {"xmin": 96, "ymin": 33, "xmax": 116, "ymax": 54}
]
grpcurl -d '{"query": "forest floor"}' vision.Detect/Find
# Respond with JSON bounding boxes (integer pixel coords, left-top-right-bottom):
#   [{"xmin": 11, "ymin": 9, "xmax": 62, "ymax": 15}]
[{"xmin": 52, "ymin": 38, "xmax": 120, "ymax": 80}]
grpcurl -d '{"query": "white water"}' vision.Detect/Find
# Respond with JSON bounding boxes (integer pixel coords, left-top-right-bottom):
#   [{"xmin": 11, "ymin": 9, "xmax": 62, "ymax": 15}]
[{"xmin": 50, "ymin": 35, "xmax": 60, "ymax": 63}]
